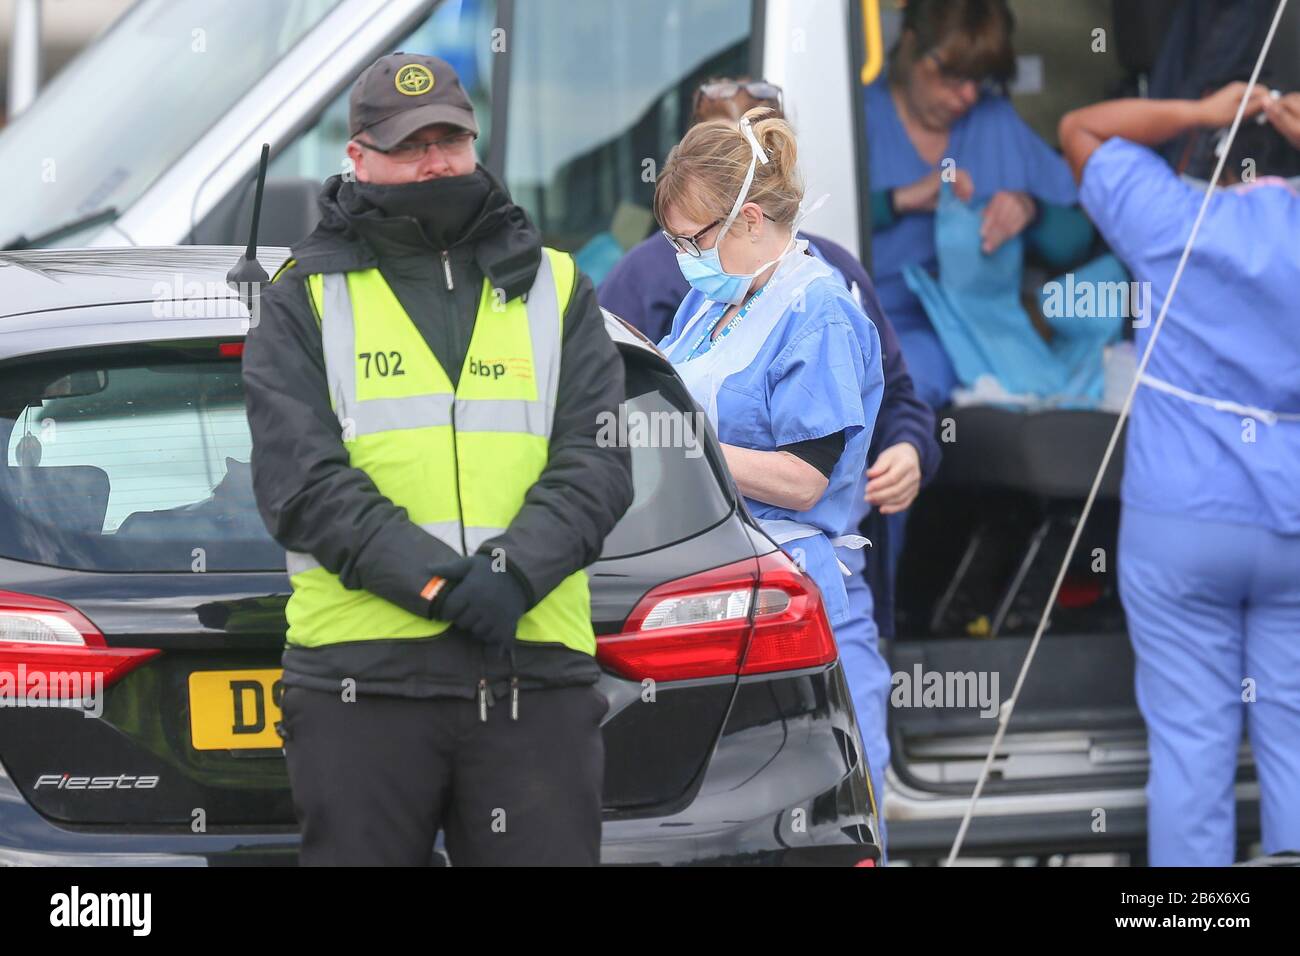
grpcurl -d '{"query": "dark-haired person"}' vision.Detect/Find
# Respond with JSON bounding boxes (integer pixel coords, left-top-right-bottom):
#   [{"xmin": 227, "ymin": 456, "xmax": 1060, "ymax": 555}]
[
  {"xmin": 866, "ymin": 0, "xmax": 1092, "ymax": 409},
  {"xmin": 1060, "ymin": 83, "xmax": 1300, "ymax": 866}
]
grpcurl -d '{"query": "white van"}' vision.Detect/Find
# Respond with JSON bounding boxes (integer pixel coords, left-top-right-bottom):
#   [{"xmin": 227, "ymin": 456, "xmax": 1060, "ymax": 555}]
[{"xmin": 0, "ymin": 0, "xmax": 865, "ymax": 260}]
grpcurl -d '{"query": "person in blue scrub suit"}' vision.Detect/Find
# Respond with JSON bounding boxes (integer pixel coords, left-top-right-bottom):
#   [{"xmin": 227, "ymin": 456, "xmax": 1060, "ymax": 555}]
[
  {"xmin": 654, "ymin": 109, "xmax": 887, "ymax": 817},
  {"xmin": 866, "ymin": 0, "xmax": 1093, "ymax": 410},
  {"xmin": 1061, "ymin": 83, "xmax": 1300, "ymax": 866},
  {"xmin": 599, "ymin": 79, "xmax": 940, "ymax": 636},
  {"xmin": 603, "ymin": 81, "xmax": 940, "ymax": 845}
]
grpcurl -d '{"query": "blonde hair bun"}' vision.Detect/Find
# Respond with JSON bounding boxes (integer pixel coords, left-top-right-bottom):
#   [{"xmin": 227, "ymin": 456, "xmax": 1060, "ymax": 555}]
[{"xmin": 654, "ymin": 106, "xmax": 804, "ymax": 230}]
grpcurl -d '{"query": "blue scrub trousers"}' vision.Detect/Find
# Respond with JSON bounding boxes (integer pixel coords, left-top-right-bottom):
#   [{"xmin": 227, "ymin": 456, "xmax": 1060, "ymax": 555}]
[
  {"xmin": 837, "ymin": 479, "xmax": 894, "ymax": 852},
  {"xmin": 837, "ymin": 556, "xmax": 893, "ymax": 852},
  {"xmin": 1120, "ymin": 506, "xmax": 1300, "ymax": 866},
  {"xmin": 835, "ymin": 473, "xmax": 912, "ymax": 854}
]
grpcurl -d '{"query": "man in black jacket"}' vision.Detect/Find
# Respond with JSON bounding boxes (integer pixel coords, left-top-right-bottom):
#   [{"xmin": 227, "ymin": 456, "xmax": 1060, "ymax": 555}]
[{"xmin": 242, "ymin": 53, "xmax": 633, "ymax": 866}]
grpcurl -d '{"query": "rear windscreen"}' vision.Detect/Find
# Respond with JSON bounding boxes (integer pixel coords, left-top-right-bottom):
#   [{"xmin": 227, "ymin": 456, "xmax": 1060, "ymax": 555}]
[
  {"xmin": 0, "ymin": 349, "xmax": 731, "ymax": 573},
  {"xmin": 0, "ymin": 351, "xmax": 282, "ymax": 572},
  {"xmin": 597, "ymin": 361, "xmax": 732, "ymax": 559}
]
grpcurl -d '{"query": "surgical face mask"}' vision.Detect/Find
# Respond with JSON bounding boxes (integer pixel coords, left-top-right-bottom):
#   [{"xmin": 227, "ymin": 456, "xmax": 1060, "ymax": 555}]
[
  {"xmin": 674, "ymin": 117, "xmax": 797, "ymax": 305},
  {"xmin": 676, "ymin": 232, "xmax": 795, "ymax": 304}
]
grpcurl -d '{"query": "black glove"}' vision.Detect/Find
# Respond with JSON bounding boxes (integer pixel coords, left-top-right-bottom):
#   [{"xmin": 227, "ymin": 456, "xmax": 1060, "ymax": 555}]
[
  {"xmin": 436, "ymin": 553, "xmax": 530, "ymax": 659},
  {"xmin": 423, "ymin": 556, "xmax": 475, "ymax": 620}
]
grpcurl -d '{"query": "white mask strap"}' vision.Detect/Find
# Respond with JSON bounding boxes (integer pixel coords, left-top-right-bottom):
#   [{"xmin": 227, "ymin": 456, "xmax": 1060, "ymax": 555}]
[
  {"xmin": 740, "ymin": 114, "xmax": 770, "ymax": 165},
  {"xmin": 720, "ymin": 116, "xmax": 771, "ymax": 237}
]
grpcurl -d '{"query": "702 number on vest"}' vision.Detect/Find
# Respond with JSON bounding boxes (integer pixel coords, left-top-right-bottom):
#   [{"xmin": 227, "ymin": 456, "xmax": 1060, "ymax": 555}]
[{"xmin": 358, "ymin": 350, "xmax": 405, "ymax": 378}]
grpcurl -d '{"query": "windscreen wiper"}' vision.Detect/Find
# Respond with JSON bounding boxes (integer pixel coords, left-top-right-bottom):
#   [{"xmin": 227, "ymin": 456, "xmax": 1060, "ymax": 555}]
[{"xmin": 1, "ymin": 206, "xmax": 119, "ymax": 251}]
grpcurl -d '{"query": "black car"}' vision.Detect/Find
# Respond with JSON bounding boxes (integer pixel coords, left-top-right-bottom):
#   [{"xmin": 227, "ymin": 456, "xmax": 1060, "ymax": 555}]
[{"xmin": 0, "ymin": 245, "xmax": 880, "ymax": 866}]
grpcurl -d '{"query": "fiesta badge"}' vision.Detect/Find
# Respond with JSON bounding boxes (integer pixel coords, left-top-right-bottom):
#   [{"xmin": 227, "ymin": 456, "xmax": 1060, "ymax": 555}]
[{"xmin": 395, "ymin": 64, "xmax": 434, "ymax": 96}]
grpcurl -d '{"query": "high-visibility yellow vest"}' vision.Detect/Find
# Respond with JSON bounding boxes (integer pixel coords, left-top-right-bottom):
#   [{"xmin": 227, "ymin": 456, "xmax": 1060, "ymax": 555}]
[{"xmin": 278, "ymin": 249, "xmax": 594, "ymax": 655}]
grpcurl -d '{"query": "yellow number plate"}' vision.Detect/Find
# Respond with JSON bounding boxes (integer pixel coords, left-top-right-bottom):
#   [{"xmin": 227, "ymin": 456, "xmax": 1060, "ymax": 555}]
[{"xmin": 188, "ymin": 669, "xmax": 284, "ymax": 751}]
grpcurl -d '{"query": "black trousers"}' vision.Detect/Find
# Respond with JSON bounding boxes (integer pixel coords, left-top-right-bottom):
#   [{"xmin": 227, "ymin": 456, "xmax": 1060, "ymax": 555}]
[{"xmin": 280, "ymin": 683, "xmax": 607, "ymax": 866}]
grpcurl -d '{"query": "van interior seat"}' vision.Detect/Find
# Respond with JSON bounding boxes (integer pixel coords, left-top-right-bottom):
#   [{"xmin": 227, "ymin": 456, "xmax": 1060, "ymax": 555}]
[
  {"xmin": 934, "ymin": 406, "xmax": 1124, "ymax": 500},
  {"xmin": 925, "ymin": 406, "xmax": 1125, "ymax": 638}
]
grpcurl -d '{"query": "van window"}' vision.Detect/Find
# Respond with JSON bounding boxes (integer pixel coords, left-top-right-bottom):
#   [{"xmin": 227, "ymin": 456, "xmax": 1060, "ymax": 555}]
[
  {"xmin": 503, "ymin": 0, "xmax": 753, "ymax": 281},
  {"xmin": 0, "ymin": 0, "xmax": 346, "ymax": 250},
  {"xmin": 268, "ymin": 0, "xmax": 498, "ymax": 185}
]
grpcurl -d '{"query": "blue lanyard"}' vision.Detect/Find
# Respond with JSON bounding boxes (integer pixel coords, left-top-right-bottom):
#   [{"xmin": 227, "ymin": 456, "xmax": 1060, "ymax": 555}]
[{"xmin": 686, "ymin": 283, "xmax": 769, "ymax": 360}]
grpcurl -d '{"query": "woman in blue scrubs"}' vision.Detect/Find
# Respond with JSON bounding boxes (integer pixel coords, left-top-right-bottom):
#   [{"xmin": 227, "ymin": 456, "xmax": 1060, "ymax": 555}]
[
  {"xmin": 866, "ymin": 0, "xmax": 1090, "ymax": 409},
  {"xmin": 655, "ymin": 110, "xmax": 886, "ymax": 805},
  {"xmin": 1061, "ymin": 83, "xmax": 1300, "ymax": 866}
]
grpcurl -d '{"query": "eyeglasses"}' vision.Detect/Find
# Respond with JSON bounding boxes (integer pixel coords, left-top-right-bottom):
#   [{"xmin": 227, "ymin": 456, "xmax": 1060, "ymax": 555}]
[
  {"xmin": 356, "ymin": 130, "xmax": 476, "ymax": 164},
  {"xmin": 662, "ymin": 218, "xmax": 723, "ymax": 258},
  {"xmin": 693, "ymin": 80, "xmax": 783, "ymax": 115},
  {"xmin": 925, "ymin": 53, "xmax": 1001, "ymax": 96},
  {"xmin": 662, "ymin": 212, "xmax": 777, "ymax": 257}
]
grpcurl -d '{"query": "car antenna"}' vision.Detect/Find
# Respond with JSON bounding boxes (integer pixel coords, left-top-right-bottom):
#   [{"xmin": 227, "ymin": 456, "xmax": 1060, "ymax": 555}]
[{"xmin": 226, "ymin": 143, "xmax": 271, "ymax": 305}]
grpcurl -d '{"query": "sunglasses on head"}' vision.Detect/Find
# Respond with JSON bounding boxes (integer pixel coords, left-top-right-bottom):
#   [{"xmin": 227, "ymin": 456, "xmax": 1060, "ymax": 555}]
[{"xmin": 694, "ymin": 80, "xmax": 783, "ymax": 114}]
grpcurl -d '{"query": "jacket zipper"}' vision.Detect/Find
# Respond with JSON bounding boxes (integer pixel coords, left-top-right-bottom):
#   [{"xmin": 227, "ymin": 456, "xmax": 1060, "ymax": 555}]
[
  {"xmin": 441, "ymin": 249, "xmax": 454, "ymax": 291},
  {"xmin": 448, "ymin": 399, "xmax": 468, "ymax": 558},
  {"xmin": 508, "ymin": 645, "xmax": 518, "ymax": 722},
  {"xmin": 437, "ymin": 239, "xmax": 515, "ymax": 717}
]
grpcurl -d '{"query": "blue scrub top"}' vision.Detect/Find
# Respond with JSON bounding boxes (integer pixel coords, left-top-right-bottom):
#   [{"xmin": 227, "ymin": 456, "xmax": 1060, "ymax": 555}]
[
  {"xmin": 864, "ymin": 77, "xmax": 1079, "ymax": 406},
  {"xmin": 659, "ymin": 268, "xmax": 885, "ymax": 626},
  {"xmin": 1080, "ymin": 137, "xmax": 1300, "ymax": 534}
]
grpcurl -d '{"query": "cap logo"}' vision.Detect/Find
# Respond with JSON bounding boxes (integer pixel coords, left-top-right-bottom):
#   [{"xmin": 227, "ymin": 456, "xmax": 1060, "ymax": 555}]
[{"xmin": 394, "ymin": 64, "xmax": 434, "ymax": 96}]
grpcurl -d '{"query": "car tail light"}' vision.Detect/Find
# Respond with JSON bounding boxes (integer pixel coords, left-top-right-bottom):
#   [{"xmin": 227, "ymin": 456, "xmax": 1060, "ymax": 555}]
[
  {"xmin": 739, "ymin": 551, "xmax": 837, "ymax": 676},
  {"xmin": 218, "ymin": 341, "xmax": 244, "ymax": 357},
  {"xmin": 0, "ymin": 591, "xmax": 160, "ymax": 696},
  {"xmin": 597, "ymin": 558, "xmax": 756, "ymax": 682},
  {"xmin": 597, "ymin": 550, "xmax": 837, "ymax": 682}
]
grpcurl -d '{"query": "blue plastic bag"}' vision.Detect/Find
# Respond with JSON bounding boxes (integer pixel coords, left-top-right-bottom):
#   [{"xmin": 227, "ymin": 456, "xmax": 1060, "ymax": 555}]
[{"xmin": 903, "ymin": 185, "xmax": 1123, "ymax": 407}]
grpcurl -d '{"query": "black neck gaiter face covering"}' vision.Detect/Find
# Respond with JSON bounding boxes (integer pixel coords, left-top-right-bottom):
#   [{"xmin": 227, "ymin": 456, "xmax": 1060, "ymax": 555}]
[{"xmin": 348, "ymin": 167, "xmax": 492, "ymax": 249}]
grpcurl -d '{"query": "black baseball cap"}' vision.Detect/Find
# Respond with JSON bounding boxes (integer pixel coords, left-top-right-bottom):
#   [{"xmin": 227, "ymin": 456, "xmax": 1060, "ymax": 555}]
[{"xmin": 349, "ymin": 52, "xmax": 479, "ymax": 149}]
